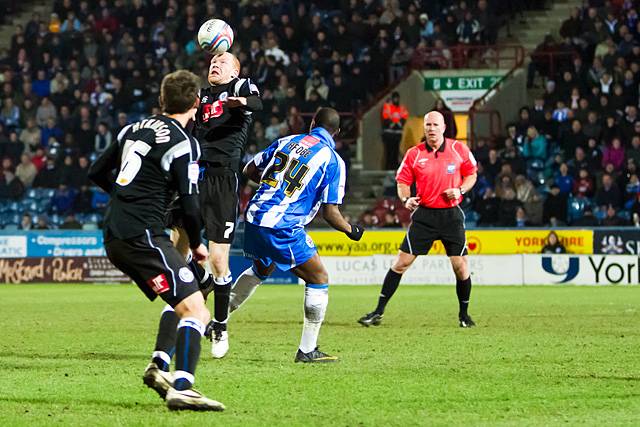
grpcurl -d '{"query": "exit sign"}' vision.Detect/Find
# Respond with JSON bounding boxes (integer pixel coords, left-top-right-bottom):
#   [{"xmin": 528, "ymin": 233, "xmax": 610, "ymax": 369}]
[{"xmin": 425, "ymin": 76, "xmax": 503, "ymax": 91}]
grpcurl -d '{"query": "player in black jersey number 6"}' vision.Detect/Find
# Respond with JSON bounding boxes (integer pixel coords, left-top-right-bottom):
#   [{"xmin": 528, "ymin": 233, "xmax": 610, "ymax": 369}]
[{"xmin": 89, "ymin": 70, "xmax": 224, "ymax": 411}]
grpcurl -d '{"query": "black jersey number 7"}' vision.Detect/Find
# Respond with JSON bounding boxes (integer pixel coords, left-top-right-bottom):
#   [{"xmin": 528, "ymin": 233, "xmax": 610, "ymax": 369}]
[{"xmin": 261, "ymin": 151, "xmax": 310, "ymax": 197}]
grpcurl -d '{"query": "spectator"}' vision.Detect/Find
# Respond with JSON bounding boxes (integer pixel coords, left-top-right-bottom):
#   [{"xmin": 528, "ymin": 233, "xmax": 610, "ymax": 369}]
[
  {"xmin": 380, "ymin": 91, "xmax": 408, "ymax": 170},
  {"xmin": 523, "ymin": 126, "xmax": 547, "ymax": 160},
  {"xmin": 0, "ymin": 97, "xmax": 20, "ymax": 131},
  {"xmin": 572, "ymin": 206, "xmax": 599, "ymax": 226},
  {"xmin": 15, "ymin": 153, "xmax": 37, "ymax": 188},
  {"xmin": 18, "ymin": 117, "xmax": 41, "ymax": 155},
  {"xmin": 41, "ymin": 117, "xmax": 63, "ymax": 148},
  {"xmin": 573, "ymin": 168, "xmax": 595, "ymax": 198},
  {"xmin": 0, "ymin": 169, "xmax": 24, "ymax": 199},
  {"xmin": 601, "ymin": 205, "xmax": 627, "ymax": 226},
  {"xmin": 59, "ymin": 213, "xmax": 82, "ymax": 229},
  {"xmin": 51, "ymin": 184, "xmax": 77, "ymax": 215},
  {"xmin": 34, "ymin": 215, "xmax": 50, "ymax": 230},
  {"xmin": 35, "ymin": 97, "xmax": 57, "ymax": 127},
  {"xmin": 32, "ymin": 157, "xmax": 59, "ymax": 189},
  {"xmin": 543, "ymin": 185, "xmax": 568, "ymax": 225},
  {"xmin": 475, "ymin": 187, "xmax": 499, "ymax": 226},
  {"xmin": 541, "ymin": 231, "xmax": 567, "ymax": 253},
  {"xmin": 19, "ymin": 212, "xmax": 32, "ymax": 230},
  {"xmin": 554, "ymin": 163, "xmax": 574, "ymax": 194},
  {"xmin": 602, "ymin": 138, "xmax": 626, "ymax": 170},
  {"xmin": 627, "ymin": 136, "xmax": 640, "ymax": 167},
  {"xmin": 595, "ymin": 173, "xmax": 622, "ymax": 209},
  {"xmin": 456, "ymin": 11, "xmax": 480, "ymax": 44},
  {"xmin": 91, "ymin": 187, "xmax": 109, "ymax": 210},
  {"xmin": 94, "ymin": 122, "xmax": 112, "ymax": 154}
]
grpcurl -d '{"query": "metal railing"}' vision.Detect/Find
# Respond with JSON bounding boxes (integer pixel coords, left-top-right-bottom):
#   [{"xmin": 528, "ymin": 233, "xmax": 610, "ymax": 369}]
[
  {"xmin": 410, "ymin": 44, "xmax": 526, "ymax": 70},
  {"xmin": 528, "ymin": 50, "xmax": 578, "ymax": 83}
]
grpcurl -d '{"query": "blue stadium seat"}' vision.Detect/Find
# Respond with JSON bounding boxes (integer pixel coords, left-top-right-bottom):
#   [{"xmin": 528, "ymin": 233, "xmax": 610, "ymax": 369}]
[
  {"xmin": 7, "ymin": 213, "xmax": 21, "ymax": 225},
  {"xmin": 8, "ymin": 201, "xmax": 20, "ymax": 212},
  {"xmin": 82, "ymin": 223, "xmax": 98, "ymax": 230},
  {"xmin": 26, "ymin": 188, "xmax": 38, "ymax": 199}
]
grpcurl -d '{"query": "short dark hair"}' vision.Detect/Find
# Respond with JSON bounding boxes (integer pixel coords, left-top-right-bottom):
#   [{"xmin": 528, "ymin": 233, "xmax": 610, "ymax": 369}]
[
  {"xmin": 159, "ymin": 70, "xmax": 200, "ymax": 114},
  {"xmin": 312, "ymin": 107, "xmax": 340, "ymax": 134}
]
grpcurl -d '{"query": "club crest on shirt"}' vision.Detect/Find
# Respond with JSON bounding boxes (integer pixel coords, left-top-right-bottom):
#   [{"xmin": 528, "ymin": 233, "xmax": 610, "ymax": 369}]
[
  {"xmin": 446, "ymin": 163, "xmax": 456, "ymax": 174},
  {"xmin": 219, "ymin": 91, "xmax": 228, "ymax": 101}
]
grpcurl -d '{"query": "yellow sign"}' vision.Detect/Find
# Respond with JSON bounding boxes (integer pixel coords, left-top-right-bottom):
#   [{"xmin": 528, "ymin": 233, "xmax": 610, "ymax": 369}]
[{"xmin": 310, "ymin": 230, "xmax": 593, "ymax": 256}]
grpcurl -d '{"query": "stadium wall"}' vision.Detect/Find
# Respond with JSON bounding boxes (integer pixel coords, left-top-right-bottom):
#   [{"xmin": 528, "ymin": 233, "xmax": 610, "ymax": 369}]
[{"xmin": 1, "ymin": 230, "xmax": 639, "ymax": 285}]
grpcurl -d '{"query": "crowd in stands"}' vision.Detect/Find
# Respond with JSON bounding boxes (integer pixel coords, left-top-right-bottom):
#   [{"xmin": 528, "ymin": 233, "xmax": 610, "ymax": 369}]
[
  {"xmin": 0, "ymin": 0, "xmax": 537, "ymax": 230},
  {"xmin": 468, "ymin": 0, "xmax": 640, "ymax": 227},
  {"xmin": 3, "ymin": 0, "xmax": 635, "ymax": 231}
]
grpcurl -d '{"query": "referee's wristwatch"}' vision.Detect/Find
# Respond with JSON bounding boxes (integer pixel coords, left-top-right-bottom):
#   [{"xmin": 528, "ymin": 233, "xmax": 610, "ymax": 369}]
[
  {"xmin": 401, "ymin": 196, "xmax": 409, "ymax": 204},
  {"xmin": 459, "ymin": 187, "xmax": 466, "ymax": 195}
]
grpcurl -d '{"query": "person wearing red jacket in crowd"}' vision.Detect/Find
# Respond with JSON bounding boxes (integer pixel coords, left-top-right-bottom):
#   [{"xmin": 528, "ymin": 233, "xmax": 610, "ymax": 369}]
[
  {"xmin": 359, "ymin": 111, "xmax": 478, "ymax": 328},
  {"xmin": 381, "ymin": 91, "xmax": 408, "ymax": 170}
]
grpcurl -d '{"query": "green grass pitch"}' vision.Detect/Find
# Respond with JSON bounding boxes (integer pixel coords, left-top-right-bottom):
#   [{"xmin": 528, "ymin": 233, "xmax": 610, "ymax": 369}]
[{"xmin": 0, "ymin": 284, "xmax": 639, "ymax": 426}]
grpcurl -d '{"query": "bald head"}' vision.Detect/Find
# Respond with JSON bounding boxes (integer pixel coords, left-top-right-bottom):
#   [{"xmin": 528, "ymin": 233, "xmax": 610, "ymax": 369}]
[
  {"xmin": 208, "ymin": 51, "xmax": 240, "ymax": 85},
  {"xmin": 424, "ymin": 111, "xmax": 446, "ymax": 146}
]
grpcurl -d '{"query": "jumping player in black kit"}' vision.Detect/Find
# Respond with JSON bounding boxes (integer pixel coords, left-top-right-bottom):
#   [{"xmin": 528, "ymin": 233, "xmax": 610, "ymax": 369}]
[
  {"xmin": 89, "ymin": 70, "xmax": 224, "ymax": 411},
  {"xmin": 172, "ymin": 51, "xmax": 262, "ymax": 358}
]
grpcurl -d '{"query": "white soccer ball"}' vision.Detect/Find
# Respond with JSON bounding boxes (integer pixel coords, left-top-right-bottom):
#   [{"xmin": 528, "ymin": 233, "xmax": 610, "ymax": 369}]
[{"xmin": 197, "ymin": 18, "xmax": 234, "ymax": 55}]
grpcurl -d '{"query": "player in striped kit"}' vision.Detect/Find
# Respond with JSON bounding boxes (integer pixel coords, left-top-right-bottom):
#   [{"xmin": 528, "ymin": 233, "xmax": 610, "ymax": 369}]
[{"xmin": 230, "ymin": 107, "xmax": 364, "ymax": 362}]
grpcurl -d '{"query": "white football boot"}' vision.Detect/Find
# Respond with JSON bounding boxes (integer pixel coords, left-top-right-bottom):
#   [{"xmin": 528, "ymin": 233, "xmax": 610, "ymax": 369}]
[
  {"xmin": 142, "ymin": 362, "xmax": 173, "ymax": 399},
  {"xmin": 166, "ymin": 387, "xmax": 226, "ymax": 411},
  {"xmin": 211, "ymin": 330, "xmax": 229, "ymax": 359}
]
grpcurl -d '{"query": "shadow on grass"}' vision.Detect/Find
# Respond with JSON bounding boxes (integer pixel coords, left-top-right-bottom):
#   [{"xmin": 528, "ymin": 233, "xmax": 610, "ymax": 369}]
[
  {"xmin": 0, "ymin": 351, "xmax": 144, "ymax": 362},
  {"xmin": 0, "ymin": 396, "xmax": 161, "ymax": 410},
  {"xmin": 566, "ymin": 374, "xmax": 640, "ymax": 382}
]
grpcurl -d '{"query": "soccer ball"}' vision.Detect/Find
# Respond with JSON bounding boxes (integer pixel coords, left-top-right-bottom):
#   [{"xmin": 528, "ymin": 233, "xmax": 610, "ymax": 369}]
[{"xmin": 197, "ymin": 19, "xmax": 234, "ymax": 55}]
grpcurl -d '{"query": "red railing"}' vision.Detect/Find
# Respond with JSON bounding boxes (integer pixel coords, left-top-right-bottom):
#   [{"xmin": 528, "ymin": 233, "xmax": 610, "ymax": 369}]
[
  {"xmin": 528, "ymin": 50, "xmax": 578, "ymax": 83},
  {"xmin": 466, "ymin": 45, "xmax": 531, "ymax": 146},
  {"xmin": 410, "ymin": 44, "xmax": 526, "ymax": 70}
]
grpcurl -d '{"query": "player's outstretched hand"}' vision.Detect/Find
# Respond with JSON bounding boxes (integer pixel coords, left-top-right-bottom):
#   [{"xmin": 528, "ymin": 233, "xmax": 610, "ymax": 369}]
[
  {"xmin": 192, "ymin": 244, "xmax": 209, "ymax": 262},
  {"xmin": 345, "ymin": 223, "xmax": 364, "ymax": 241}
]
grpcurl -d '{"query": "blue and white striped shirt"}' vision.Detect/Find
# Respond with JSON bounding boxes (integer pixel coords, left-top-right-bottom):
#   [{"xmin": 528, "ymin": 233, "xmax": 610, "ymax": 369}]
[{"xmin": 246, "ymin": 127, "xmax": 346, "ymax": 230}]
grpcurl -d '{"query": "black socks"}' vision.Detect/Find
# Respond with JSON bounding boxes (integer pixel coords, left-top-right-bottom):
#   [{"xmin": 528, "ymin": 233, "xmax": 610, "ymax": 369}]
[
  {"xmin": 456, "ymin": 276, "xmax": 472, "ymax": 316},
  {"xmin": 374, "ymin": 269, "xmax": 403, "ymax": 314}
]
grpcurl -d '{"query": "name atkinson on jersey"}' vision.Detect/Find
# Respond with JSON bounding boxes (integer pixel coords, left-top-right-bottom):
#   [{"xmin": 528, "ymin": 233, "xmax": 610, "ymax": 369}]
[{"xmin": 128, "ymin": 118, "xmax": 172, "ymax": 143}]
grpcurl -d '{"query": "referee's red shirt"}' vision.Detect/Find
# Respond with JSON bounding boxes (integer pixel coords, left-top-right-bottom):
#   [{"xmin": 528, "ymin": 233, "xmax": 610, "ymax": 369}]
[{"xmin": 396, "ymin": 138, "xmax": 477, "ymax": 208}]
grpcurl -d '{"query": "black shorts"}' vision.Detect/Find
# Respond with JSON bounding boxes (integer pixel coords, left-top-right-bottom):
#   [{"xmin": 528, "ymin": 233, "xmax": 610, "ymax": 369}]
[
  {"xmin": 105, "ymin": 231, "xmax": 200, "ymax": 307},
  {"xmin": 400, "ymin": 206, "xmax": 468, "ymax": 257},
  {"xmin": 199, "ymin": 167, "xmax": 239, "ymax": 244}
]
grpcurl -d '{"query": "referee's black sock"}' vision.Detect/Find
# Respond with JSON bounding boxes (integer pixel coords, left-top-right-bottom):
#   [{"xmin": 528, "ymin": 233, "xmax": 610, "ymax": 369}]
[
  {"xmin": 151, "ymin": 305, "xmax": 178, "ymax": 372},
  {"xmin": 213, "ymin": 274, "xmax": 232, "ymax": 327},
  {"xmin": 456, "ymin": 276, "xmax": 472, "ymax": 316},
  {"xmin": 174, "ymin": 317, "xmax": 204, "ymax": 391},
  {"xmin": 374, "ymin": 269, "xmax": 403, "ymax": 314}
]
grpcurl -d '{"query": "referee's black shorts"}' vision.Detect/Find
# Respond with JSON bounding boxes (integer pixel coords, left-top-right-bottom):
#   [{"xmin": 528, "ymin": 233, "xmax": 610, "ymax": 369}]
[
  {"xmin": 199, "ymin": 165, "xmax": 239, "ymax": 244},
  {"xmin": 104, "ymin": 230, "xmax": 200, "ymax": 307},
  {"xmin": 400, "ymin": 206, "xmax": 468, "ymax": 257}
]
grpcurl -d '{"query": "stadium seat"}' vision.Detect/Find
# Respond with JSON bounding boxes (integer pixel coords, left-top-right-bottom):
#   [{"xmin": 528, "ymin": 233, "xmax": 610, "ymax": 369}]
[
  {"xmin": 3, "ymin": 224, "xmax": 18, "ymax": 230},
  {"xmin": 82, "ymin": 223, "xmax": 98, "ymax": 230}
]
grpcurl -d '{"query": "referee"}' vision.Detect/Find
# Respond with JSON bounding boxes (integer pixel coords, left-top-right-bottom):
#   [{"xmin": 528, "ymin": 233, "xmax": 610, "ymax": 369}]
[{"xmin": 358, "ymin": 111, "xmax": 478, "ymax": 328}]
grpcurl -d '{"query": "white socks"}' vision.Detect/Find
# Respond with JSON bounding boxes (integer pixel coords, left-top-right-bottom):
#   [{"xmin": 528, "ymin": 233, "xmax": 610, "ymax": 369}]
[
  {"xmin": 299, "ymin": 285, "xmax": 328, "ymax": 354},
  {"xmin": 229, "ymin": 267, "xmax": 264, "ymax": 313}
]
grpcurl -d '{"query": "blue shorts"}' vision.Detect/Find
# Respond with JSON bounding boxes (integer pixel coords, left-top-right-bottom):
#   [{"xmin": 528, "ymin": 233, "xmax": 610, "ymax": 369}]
[{"xmin": 243, "ymin": 222, "xmax": 317, "ymax": 272}]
